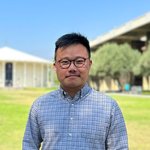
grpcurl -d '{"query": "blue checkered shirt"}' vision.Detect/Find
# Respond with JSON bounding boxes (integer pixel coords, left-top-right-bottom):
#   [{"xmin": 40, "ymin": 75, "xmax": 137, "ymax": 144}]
[{"xmin": 23, "ymin": 84, "xmax": 128, "ymax": 149}]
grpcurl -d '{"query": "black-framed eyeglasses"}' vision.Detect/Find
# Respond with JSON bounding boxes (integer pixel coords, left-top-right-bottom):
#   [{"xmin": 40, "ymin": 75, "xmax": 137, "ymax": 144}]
[{"xmin": 56, "ymin": 57, "xmax": 89, "ymax": 69}]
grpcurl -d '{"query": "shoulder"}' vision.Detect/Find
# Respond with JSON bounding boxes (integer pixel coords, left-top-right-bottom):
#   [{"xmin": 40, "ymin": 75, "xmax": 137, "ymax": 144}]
[
  {"xmin": 31, "ymin": 89, "xmax": 59, "ymax": 108},
  {"xmin": 89, "ymin": 88, "xmax": 119, "ymax": 110},
  {"xmin": 90, "ymin": 88, "xmax": 115, "ymax": 102},
  {"xmin": 28, "ymin": 90, "xmax": 60, "ymax": 118}
]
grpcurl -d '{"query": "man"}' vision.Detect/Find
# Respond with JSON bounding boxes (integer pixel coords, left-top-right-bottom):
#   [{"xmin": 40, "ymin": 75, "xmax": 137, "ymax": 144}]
[{"xmin": 23, "ymin": 33, "xmax": 128, "ymax": 149}]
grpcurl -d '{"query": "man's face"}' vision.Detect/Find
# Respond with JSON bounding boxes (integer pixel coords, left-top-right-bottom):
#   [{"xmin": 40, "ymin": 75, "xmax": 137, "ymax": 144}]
[{"xmin": 54, "ymin": 44, "xmax": 92, "ymax": 91}]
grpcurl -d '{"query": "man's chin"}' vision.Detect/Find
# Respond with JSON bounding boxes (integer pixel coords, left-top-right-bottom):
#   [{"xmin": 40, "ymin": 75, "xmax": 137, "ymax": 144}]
[
  {"xmin": 66, "ymin": 83, "xmax": 80, "ymax": 88},
  {"xmin": 64, "ymin": 82, "xmax": 82, "ymax": 88}
]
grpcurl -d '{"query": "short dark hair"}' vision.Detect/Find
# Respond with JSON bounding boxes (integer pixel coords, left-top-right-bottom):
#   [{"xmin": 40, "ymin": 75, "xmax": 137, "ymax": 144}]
[{"xmin": 54, "ymin": 33, "xmax": 91, "ymax": 60}]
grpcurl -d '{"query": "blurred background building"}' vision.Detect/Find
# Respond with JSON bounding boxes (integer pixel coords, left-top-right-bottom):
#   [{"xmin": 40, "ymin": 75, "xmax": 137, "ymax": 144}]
[
  {"xmin": 90, "ymin": 12, "xmax": 150, "ymax": 92},
  {"xmin": 0, "ymin": 47, "xmax": 52, "ymax": 88}
]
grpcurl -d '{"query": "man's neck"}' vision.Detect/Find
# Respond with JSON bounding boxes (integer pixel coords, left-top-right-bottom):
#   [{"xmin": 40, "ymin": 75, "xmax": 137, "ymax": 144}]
[{"xmin": 61, "ymin": 85, "xmax": 83, "ymax": 97}]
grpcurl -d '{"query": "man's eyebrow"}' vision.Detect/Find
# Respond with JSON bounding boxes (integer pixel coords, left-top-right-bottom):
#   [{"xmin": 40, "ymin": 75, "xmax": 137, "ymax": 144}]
[{"xmin": 59, "ymin": 56, "xmax": 84, "ymax": 60}]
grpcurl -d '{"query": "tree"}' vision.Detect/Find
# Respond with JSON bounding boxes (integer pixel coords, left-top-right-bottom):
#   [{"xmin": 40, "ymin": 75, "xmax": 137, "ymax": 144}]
[
  {"xmin": 134, "ymin": 46, "xmax": 150, "ymax": 77},
  {"xmin": 90, "ymin": 43, "xmax": 141, "ymax": 90}
]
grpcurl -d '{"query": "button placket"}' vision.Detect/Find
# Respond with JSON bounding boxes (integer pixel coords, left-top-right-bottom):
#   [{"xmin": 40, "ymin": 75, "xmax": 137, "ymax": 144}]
[{"xmin": 68, "ymin": 102, "xmax": 75, "ymax": 138}]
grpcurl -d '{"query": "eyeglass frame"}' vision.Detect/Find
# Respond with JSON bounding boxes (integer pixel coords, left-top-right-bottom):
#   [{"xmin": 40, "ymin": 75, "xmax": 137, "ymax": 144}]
[{"xmin": 55, "ymin": 57, "xmax": 89, "ymax": 69}]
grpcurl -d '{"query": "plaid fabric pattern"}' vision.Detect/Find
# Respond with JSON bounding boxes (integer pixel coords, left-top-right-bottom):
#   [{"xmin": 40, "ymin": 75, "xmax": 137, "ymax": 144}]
[{"xmin": 23, "ymin": 84, "xmax": 128, "ymax": 150}]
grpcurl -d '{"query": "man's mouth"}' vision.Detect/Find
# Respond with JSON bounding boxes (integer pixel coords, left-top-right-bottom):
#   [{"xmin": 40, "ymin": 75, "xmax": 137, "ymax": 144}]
[{"xmin": 65, "ymin": 75, "xmax": 80, "ymax": 78}]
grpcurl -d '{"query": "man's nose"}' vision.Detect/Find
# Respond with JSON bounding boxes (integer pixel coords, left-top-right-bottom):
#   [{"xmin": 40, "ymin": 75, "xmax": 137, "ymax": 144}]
[{"xmin": 68, "ymin": 61, "xmax": 77, "ymax": 70}]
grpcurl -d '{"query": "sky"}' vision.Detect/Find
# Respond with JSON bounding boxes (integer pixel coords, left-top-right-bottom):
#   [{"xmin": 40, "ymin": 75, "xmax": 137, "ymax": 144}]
[{"xmin": 0, "ymin": 0, "xmax": 150, "ymax": 61}]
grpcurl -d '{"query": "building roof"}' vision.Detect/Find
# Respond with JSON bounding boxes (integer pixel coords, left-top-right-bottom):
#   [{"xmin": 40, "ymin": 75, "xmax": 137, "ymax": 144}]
[
  {"xmin": 90, "ymin": 12, "xmax": 150, "ymax": 50},
  {"xmin": 0, "ymin": 47, "xmax": 50, "ymax": 64}
]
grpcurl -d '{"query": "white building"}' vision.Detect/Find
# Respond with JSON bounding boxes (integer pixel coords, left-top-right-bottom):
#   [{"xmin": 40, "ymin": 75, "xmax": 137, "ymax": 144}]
[{"xmin": 0, "ymin": 47, "xmax": 51, "ymax": 88}]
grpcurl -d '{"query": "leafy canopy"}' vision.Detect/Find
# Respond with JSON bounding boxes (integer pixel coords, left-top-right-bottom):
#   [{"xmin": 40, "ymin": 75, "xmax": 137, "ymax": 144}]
[{"xmin": 90, "ymin": 43, "xmax": 141, "ymax": 78}]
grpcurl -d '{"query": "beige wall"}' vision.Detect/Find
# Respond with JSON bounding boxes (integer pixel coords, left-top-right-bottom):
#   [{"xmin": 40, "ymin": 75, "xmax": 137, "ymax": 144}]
[
  {"xmin": 143, "ymin": 76, "xmax": 150, "ymax": 91},
  {"xmin": 14, "ymin": 62, "xmax": 24, "ymax": 87},
  {"xmin": 34, "ymin": 64, "xmax": 42, "ymax": 87},
  {"xmin": 99, "ymin": 79, "xmax": 119, "ymax": 91},
  {"xmin": 0, "ymin": 62, "xmax": 3, "ymax": 87},
  {"xmin": 25, "ymin": 63, "xmax": 34, "ymax": 87},
  {"xmin": 0, "ymin": 61, "xmax": 50, "ymax": 88},
  {"xmin": 43, "ymin": 65, "xmax": 48, "ymax": 87},
  {"xmin": 23, "ymin": 63, "xmax": 48, "ymax": 87},
  {"xmin": 90, "ymin": 77, "xmax": 119, "ymax": 92},
  {"xmin": 90, "ymin": 76, "xmax": 150, "ymax": 92}
]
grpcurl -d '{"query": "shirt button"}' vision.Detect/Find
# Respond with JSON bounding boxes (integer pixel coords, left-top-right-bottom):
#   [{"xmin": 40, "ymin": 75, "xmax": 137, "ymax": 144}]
[
  {"xmin": 68, "ymin": 133, "xmax": 72, "ymax": 136},
  {"xmin": 71, "ymin": 103, "xmax": 74, "ymax": 106},
  {"xmin": 70, "ymin": 117, "xmax": 73, "ymax": 120}
]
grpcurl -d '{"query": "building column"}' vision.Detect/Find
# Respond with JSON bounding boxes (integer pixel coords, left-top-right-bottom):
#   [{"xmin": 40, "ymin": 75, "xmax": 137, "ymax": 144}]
[
  {"xmin": 46, "ymin": 64, "xmax": 49, "ymax": 87},
  {"xmin": 50, "ymin": 65, "xmax": 55, "ymax": 87},
  {"xmin": 41, "ymin": 64, "xmax": 44, "ymax": 87},
  {"xmin": 23, "ymin": 63, "xmax": 27, "ymax": 87},
  {"xmin": 13, "ymin": 62, "xmax": 16, "ymax": 87},
  {"xmin": 146, "ymin": 32, "xmax": 150, "ymax": 48},
  {"xmin": 143, "ymin": 76, "xmax": 149, "ymax": 91},
  {"xmin": 2, "ymin": 62, "xmax": 5, "ymax": 87},
  {"xmin": 33, "ymin": 63, "xmax": 36, "ymax": 87},
  {"xmin": 131, "ymin": 40, "xmax": 145, "ymax": 52}
]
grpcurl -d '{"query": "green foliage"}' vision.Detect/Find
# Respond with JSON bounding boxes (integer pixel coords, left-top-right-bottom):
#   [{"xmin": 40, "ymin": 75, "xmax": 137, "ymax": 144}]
[
  {"xmin": 91, "ymin": 43, "xmax": 119, "ymax": 77},
  {"xmin": 111, "ymin": 43, "xmax": 141, "ymax": 76},
  {"xmin": 91, "ymin": 43, "xmax": 141, "ymax": 77},
  {"xmin": 134, "ymin": 47, "xmax": 150, "ymax": 76},
  {"xmin": 90, "ymin": 43, "xmax": 141, "ymax": 89}
]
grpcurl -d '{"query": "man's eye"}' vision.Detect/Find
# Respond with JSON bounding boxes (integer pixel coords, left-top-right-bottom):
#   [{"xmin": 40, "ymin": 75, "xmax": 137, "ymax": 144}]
[
  {"xmin": 61, "ymin": 60, "xmax": 69, "ymax": 65},
  {"xmin": 76, "ymin": 59, "xmax": 84, "ymax": 64}
]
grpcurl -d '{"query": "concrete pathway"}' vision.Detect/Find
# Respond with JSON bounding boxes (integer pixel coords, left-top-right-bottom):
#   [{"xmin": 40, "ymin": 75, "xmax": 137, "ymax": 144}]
[{"xmin": 107, "ymin": 93, "xmax": 150, "ymax": 99}]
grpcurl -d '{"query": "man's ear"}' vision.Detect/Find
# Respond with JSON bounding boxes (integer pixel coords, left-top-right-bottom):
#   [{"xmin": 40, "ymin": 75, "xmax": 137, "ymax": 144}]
[
  {"xmin": 89, "ymin": 60, "xmax": 92, "ymax": 67},
  {"xmin": 53, "ymin": 63, "xmax": 56, "ymax": 71}
]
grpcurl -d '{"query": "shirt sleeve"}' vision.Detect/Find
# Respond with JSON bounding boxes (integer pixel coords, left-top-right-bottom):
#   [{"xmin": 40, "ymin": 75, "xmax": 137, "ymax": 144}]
[
  {"xmin": 106, "ymin": 101, "xmax": 129, "ymax": 150},
  {"xmin": 22, "ymin": 101, "xmax": 42, "ymax": 150}
]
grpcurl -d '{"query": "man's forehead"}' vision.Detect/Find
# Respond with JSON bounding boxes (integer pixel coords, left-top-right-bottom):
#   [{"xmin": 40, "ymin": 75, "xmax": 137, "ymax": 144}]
[{"xmin": 55, "ymin": 44, "xmax": 89, "ymax": 59}]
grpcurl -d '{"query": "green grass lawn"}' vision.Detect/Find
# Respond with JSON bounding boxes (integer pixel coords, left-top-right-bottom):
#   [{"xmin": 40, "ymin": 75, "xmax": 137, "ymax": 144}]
[
  {"xmin": 110, "ymin": 94, "xmax": 150, "ymax": 150},
  {"xmin": 0, "ymin": 88, "xmax": 150, "ymax": 150}
]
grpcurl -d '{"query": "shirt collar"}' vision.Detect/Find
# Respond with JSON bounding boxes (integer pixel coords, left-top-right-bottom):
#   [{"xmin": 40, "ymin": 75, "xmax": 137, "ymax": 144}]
[{"xmin": 59, "ymin": 83, "xmax": 91, "ymax": 102}]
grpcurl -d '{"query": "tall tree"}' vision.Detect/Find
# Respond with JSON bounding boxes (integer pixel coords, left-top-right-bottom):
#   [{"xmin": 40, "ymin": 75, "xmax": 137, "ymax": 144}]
[
  {"xmin": 134, "ymin": 46, "xmax": 150, "ymax": 76},
  {"xmin": 90, "ymin": 43, "xmax": 141, "ymax": 90}
]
